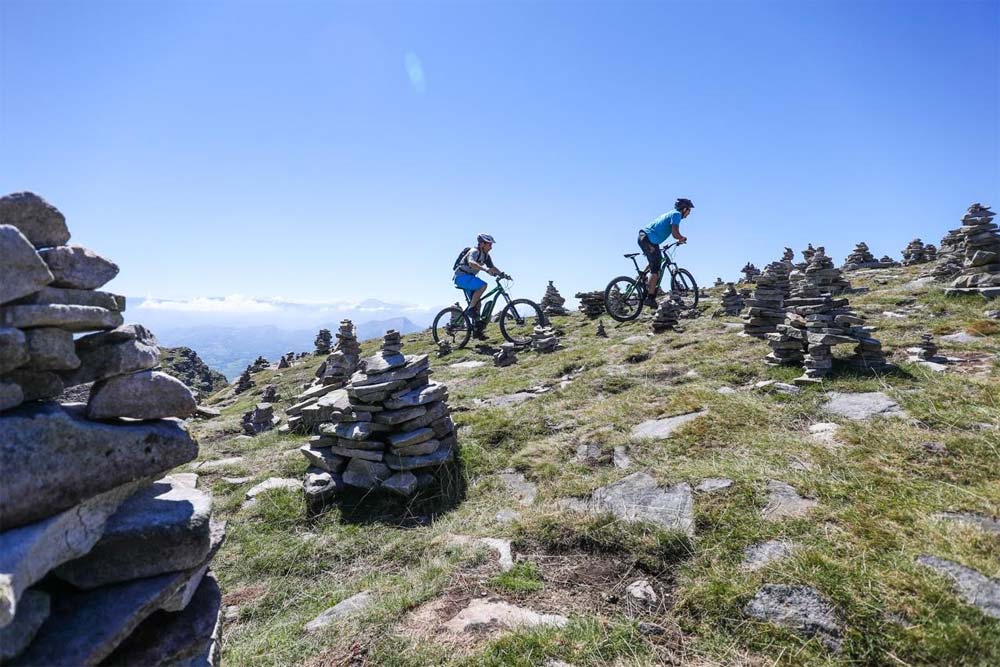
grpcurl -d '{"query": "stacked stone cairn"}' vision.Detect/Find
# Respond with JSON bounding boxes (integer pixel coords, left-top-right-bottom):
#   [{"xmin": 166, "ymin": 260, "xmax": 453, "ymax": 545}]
[
  {"xmin": 843, "ymin": 242, "xmax": 887, "ymax": 270},
  {"xmin": 530, "ymin": 325, "xmax": 559, "ymax": 352},
  {"xmin": 249, "ymin": 355, "xmax": 270, "ymax": 373},
  {"xmin": 902, "ymin": 238, "xmax": 929, "ymax": 265},
  {"xmin": 540, "ymin": 281, "xmax": 569, "ymax": 316},
  {"xmin": 493, "ymin": 342, "xmax": 518, "ymax": 367},
  {"xmin": 286, "ymin": 320, "xmax": 361, "ymax": 433},
  {"xmin": 277, "ymin": 354, "xmax": 291, "ymax": 369},
  {"xmin": 782, "ymin": 247, "xmax": 795, "ymax": 263},
  {"xmin": 234, "ymin": 367, "xmax": 254, "ymax": 394},
  {"xmin": 803, "ymin": 247, "xmax": 851, "ymax": 294},
  {"xmin": 651, "ymin": 297, "xmax": 681, "ymax": 332},
  {"xmin": 947, "ymin": 203, "xmax": 1000, "ymax": 297},
  {"xmin": 436, "ymin": 340, "xmax": 452, "ymax": 357},
  {"xmin": 0, "ymin": 192, "xmax": 223, "ymax": 665},
  {"xmin": 915, "ymin": 333, "xmax": 938, "ymax": 361},
  {"xmin": 742, "ymin": 262, "xmax": 788, "ymax": 337},
  {"xmin": 261, "ymin": 384, "xmax": 278, "ymax": 403},
  {"xmin": 241, "ymin": 402, "xmax": 278, "ymax": 435},
  {"xmin": 801, "ymin": 244, "xmax": 817, "ymax": 267},
  {"xmin": 879, "ymin": 254, "xmax": 900, "ymax": 267},
  {"xmin": 314, "ymin": 328, "xmax": 332, "ymax": 355},
  {"xmin": 924, "ymin": 244, "xmax": 938, "ymax": 261},
  {"xmin": 299, "ymin": 330, "xmax": 457, "ymax": 508},
  {"xmin": 575, "ymin": 291, "xmax": 605, "ymax": 318},
  {"xmin": 938, "ymin": 225, "xmax": 965, "ymax": 262},
  {"xmin": 718, "ymin": 283, "xmax": 744, "ymax": 316},
  {"xmin": 596, "ymin": 319, "xmax": 608, "ymax": 337},
  {"xmin": 740, "ymin": 262, "xmax": 761, "ymax": 283}
]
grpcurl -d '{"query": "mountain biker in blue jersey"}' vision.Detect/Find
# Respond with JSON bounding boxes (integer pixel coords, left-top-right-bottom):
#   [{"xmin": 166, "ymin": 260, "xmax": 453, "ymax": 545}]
[
  {"xmin": 637, "ymin": 198, "xmax": 694, "ymax": 307},
  {"xmin": 454, "ymin": 233, "xmax": 508, "ymax": 339}
]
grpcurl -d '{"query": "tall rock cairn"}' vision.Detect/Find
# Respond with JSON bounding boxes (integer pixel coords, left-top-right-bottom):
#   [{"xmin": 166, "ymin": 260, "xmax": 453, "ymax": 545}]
[
  {"xmin": 924, "ymin": 244, "xmax": 938, "ymax": 261},
  {"xmin": 718, "ymin": 283, "xmax": 744, "ymax": 316},
  {"xmin": 742, "ymin": 262, "xmax": 787, "ymax": 337},
  {"xmin": 803, "ymin": 247, "xmax": 851, "ymax": 294},
  {"xmin": 800, "ymin": 243, "xmax": 817, "ymax": 268},
  {"xmin": 902, "ymin": 238, "xmax": 929, "ymax": 265},
  {"xmin": 651, "ymin": 298, "xmax": 680, "ymax": 332},
  {"xmin": 947, "ymin": 203, "xmax": 1000, "ymax": 297},
  {"xmin": 313, "ymin": 328, "xmax": 333, "ymax": 355},
  {"xmin": 0, "ymin": 192, "xmax": 223, "ymax": 665},
  {"xmin": 300, "ymin": 330, "xmax": 457, "ymax": 508},
  {"xmin": 575, "ymin": 291, "xmax": 605, "ymax": 318},
  {"xmin": 286, "ymin": 320, "xmax": 361, "ymax": 432},
  {"xmin": 842, "ymin": 242, "xmax": 893, "ymax": 270},
  {"xmin": 540, "ymin": 281, "xmax": 569, "ymax": 316}
]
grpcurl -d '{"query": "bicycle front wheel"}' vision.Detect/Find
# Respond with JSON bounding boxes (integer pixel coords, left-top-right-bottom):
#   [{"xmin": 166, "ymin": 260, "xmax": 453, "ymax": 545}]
[
  {"xmin": 499, "ymin": 299, "xmax": 545, "ymax": 346},
  {"xmin": 604, "ymin": 276, "xmax": 644, "ymax": 322},
  {"xmin": 671, "ymin": 268, "xmax": 699, "ymax": 309},
  {"xmin": 432, "ymin": 307, "xmax": 472, "ymax": 349}
]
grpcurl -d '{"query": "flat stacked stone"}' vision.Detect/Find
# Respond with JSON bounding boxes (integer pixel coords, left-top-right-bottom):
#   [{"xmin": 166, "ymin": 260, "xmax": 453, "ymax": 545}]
[
  {"xmin": 241, "ymin": 402, "xmax": 277, "ymax": 435},
  {"xmin": 493, "ymin": 343, "xmax": 518, "ymax": 367},
  {"xmin": 939, "ymin": 225, "xmax": 965, "ymax": 262},
  {"xmin": 313, "ymin": 328, "xmax": 332, "ymax": 355},
  {"xmin": 596, "ymin": 319, "xmax": 608, "ymax": 337},
  {"xmin": 0, "ymin": 192, "xmax": 223, "ymax": 665},
  {"xmin": 651, "ymin": 298, "xmax": 680, "ymax": 333},
  {"xmin": 718, "ymin": 283, "xmax": 744, "ymax": 316},
  {"xmin": 803, "ymin": 247, "xmax": 851, "ymax": 294},
  {"xmin": 530, "ymin": 325, "xmax": 559, "ymax": 353},
  {"xmin": 843, "ymin": 242, "xmax": 883, "ymax": 270},
  {"xmin": 286, "ymin": 320, "xmax": 362, "ymax": 433},
  {"xmin": 300, "ymin": 331, "xmax": 457, "ymax": 508},
  {"xmin": 740, "ymin": 262, "xmax": 761, "ymax": 283},
  {"xmin": 233, "ymin": 367, "xmax": 254, "ymax": 394},
  {"xmin": 902, "ymin": 238, "xmax": 929, "ymax": 265},
  {"xmin": 540, "ymin": 281, "xmax": 568, "ymax": 316},
  {"xmin": 946, "ymin": 203, "xmax": 1000, "ymax": 298},
  {"xmin": 742, "ymin": 262, "xmax": 786, "ymax": 337},
  {"xmin": 575, "ymin": 291, "xmax": 605, "ymax": 318}
]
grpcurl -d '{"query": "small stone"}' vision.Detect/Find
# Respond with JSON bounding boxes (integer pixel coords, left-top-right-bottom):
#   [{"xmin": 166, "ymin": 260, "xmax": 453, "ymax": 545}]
[
  {"xmin": 742, "ymin": 539, "xmax": 798, "ymax": 571},
  {"xmin": 0, "ymin": 380, "xmax": 24, "ymax": 411},
  {"xmin": 631, "ymin": 410, "xmax": 707, "ymax": 440},
  {"xmin": 0, "ymin": 192, "xmax": 69, "ymax": 248},
  {"xmin": 934, "ymin": 512, "xmax": 1000, "ymax": 535},
  {"xmin": 588, "ymin": 472, "xmax": 694, "ymax": 534},
  {"xmin": 38, "ymin": 244, "xmax": 119, "ymax": 290},
  {"xmin": 0, "ymin": 327, "xmax": 28, "ymax": 375},
  {"xmin": 744, "ymin": 584, "xmax": 843, "ymax": 652},
  {"xmin": 0, "ymin": 224, "xmax": 53, "ymax": 304},
  {"xmin": 716, "ymin": 386, "xmax": 737, "ymax": 395},
  {"xmin": 695, "ymin": 477, "xmax": 733, "ymax": 493},
  {"xmin": 383, "ymin": 471, "xmax": 419, "ymax": 496},
  {"xmin": 495, "ymin": 509, "xmax": 520, "ymax": 523},
  {"xmin": 87, "ymin": 370, "xmax": 197, "ymax": 420},
  {"xmin": 917, "ymin": 556, "xmax": 1000, "ymax": 619},
  {"xmin": 612, "ymin": 446, "xmax": 631, "ymax": 469},
  {"xmin": 625, "ymin": 579, "xmax": 657, "ymax": 604},
  {"xmin": 763, "ymin": 480, "xmax": 817, "ymax": 521},
  {"xmin": 821, "ymin": 392, "xmax": 905, "ymax": 420},
  {"xmin": 195, "ymin": 457, "xmax": 244, "ymax": 472},
  {"xmin": 304, "ymin": 591, "xmax": 373, "ymax": 633},
  {"xmin": 61, "ymin": 324, "xmax": 159, "ymax": 387},
  {"xmin": 440, "ymin": 598, "xmax": 568, "ymax": 635},
  {"xmin": 807, "ymin": 422, "xmax": 840, "ymax": 446},
  {"xmin": 499, "ymin": 471, "xmax": 538, "ymax": 506},
  {"xmin": 342, "ymin": 458, "xmax": 391, "ymax": 489},
  {"xmin": 244, "ymin": 478, "xmax": 299, "ymax": 503}
]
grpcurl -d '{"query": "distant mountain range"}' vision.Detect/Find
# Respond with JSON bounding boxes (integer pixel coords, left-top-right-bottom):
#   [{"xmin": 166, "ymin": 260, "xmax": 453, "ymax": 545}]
[{"xmin": 123, "ymin": 295, "xmax": 435, "ymax": 380}]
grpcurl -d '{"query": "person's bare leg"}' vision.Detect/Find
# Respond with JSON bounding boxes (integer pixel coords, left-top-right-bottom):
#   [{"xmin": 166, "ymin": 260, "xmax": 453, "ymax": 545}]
[
  {"xmin": 470, "ymin": 285, "xmax": 486, "ymax": 310},
  {"xmin": 647, "ymin": 272, "xmax": 659, "ymax": 294}
]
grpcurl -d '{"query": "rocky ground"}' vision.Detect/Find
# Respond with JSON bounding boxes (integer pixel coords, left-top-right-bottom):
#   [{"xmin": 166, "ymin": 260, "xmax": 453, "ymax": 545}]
[
  {"xmin": 187, "ymin": 265, "xmax": 998, "ymax": 667},
  {"xmin": 159, "ymin": 346, "xmax": 230, "ymax": 398}
]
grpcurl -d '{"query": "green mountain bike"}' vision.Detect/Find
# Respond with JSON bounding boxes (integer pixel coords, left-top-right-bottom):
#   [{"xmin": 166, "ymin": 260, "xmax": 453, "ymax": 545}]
[
  {"xmin": 432, "ymin": 274, "xmax": 545, "ymax": 349},
  {"xmin": 604, "ymin": 241, "xmax": 699, "ymax": 322}
]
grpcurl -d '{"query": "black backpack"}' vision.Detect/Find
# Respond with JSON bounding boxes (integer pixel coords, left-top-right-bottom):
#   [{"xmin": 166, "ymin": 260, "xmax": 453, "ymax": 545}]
[{"xmin": 452, "ymin": 246, "xmax": 472, "ymax": 271}]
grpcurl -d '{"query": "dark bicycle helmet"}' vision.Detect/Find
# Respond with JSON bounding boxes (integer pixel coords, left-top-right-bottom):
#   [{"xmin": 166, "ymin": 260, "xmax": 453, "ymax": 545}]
[
  {"xmin": 675, "ymin": 198, "xmax": 694, "ymax": 210},
  {"xmin": 477, "ymin": 233, "xmax": 495, "ymax": 244}
]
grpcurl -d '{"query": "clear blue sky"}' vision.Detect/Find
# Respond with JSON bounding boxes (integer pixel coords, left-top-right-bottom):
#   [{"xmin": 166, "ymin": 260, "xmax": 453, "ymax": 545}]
[{"xmin": 2, "ymin": 0, "xmax": 997, "ymax": 309}]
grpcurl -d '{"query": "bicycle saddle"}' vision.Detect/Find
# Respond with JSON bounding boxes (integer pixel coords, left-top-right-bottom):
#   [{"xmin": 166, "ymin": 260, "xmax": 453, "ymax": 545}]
[{"xmin": 624, "ymin": 252, "xmax": 641, "ymax": 258}]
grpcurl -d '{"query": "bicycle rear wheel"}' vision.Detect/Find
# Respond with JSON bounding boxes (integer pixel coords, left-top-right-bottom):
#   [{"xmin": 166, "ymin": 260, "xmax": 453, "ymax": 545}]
[
  {"xmin": 604, "ymin": 276, "xmax": 644, "ymax": 322},
  {"xmin": 671, "ymin": 268, "xmax": 699, "ymax": 309},
  {"xmin": 432, "ymin": 307, "xmax": 472, "ymax": 349},
  {"xmin": 499, "ymin": 299, "xmax": 545, "ymax": 346}
]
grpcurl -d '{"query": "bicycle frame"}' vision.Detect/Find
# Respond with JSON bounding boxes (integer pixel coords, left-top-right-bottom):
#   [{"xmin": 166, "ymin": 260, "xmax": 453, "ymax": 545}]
[
  {"xmin": 462, "ymin": 278, "xmax": 515, "ymax": 325},
  {"xmin": 625, "ymin": 242, "xmax": 681, "ymax": 294}
]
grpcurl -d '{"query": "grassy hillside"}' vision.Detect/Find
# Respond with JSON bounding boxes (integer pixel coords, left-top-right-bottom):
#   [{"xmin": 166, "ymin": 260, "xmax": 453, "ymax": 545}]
[{"xmin": 189, "ymin": 265, "xmax": 998, "ymax": 667}]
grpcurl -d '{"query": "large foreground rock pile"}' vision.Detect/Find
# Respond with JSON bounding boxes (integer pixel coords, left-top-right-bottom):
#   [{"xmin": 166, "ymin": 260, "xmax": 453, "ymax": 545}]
[
  {"xmin": 0, "ymin": 192, "xmax": 223, "ymax": 665},
  {"xmin": 300, "ymin": 330, "xmax": 458, "ymax": 508},
  {"xmin": 286, "ymin": 320, "xmax": 361, "ymax": 433},
  {"xmin": 742, "ymin": 262, "xmax": 787, "ymax": 337},
  {"xmin": 947, "ymin": 203, "xmax": 1000, "ymax": 298},
  {"xmin": 540, "ymin": 281, "xmax": 569, "ymax": 316}
]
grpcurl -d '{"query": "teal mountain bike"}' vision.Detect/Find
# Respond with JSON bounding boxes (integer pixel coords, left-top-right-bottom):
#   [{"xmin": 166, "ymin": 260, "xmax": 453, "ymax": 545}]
[
  {"xmin": 432, "ymin": 274, "xmax": 545, "ymax": 349},
  {"xmin": 604, "ymin": 241, "xmax": 699, "ymax": 322}
]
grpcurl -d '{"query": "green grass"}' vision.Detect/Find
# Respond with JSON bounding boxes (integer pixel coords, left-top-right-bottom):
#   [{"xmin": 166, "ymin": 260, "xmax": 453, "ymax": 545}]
[{"xmin": 192, "ymin": 264, "xmax": 1000, "ymax": 666}]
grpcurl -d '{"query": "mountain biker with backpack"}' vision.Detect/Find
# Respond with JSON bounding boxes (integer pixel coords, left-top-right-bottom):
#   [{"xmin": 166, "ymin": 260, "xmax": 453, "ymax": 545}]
[
  {"xmin": 637, "ymin": 198, "xmax": 694, "ymax": 307},
  {"xmin": 453, "ymin": 233, "xmax": 510, "ymax": 339}
]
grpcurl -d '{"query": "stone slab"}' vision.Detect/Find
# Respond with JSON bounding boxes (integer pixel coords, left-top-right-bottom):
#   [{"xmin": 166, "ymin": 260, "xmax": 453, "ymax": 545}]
[
  {"xmin": 821, "ymin": 392, "xmax": 906, "ymax": 421},
  {"xmin": 917, "ymin": 555, "xmax": 1000, "ymax": 619},
  {"xmin": 22, "ymin": 327, "xmax": 79, "ymax": 371},
  {"xmin": 744, "ymin": 584, "xmax": 842, "ymax": 652},
  {"xmin": 87, "ymin": 370, "xmax": 197, "ymax": 420},
  {"xmin": 38, "ymin": 244, "xmax": 119, "ymax": 290},
  {"xmin": 742, "ymin": 539, "xmax": 799, "ymax": 571},
  {"xmin": 0, "ymin": 224, "xmax": 53, "ymax": 304},
  {"xmin": 763, "ymin": 480, "xmax": 817, "ymax": 521},
  {"xmin": 0, "ymin": 327, "xmax": 28, "ymax": 374},
  {"xmin": 304, "ymin": 591, "xmax": 373, "ymax": 633},
  {"xmin": 10, "ymin": 286, "xmax": 125, "ymax": 311},
  {"xmin": 588, "ymin": 472, "xmax": 694, "ymax": 535},
  {"xmin": 0, "ymin": 403, "xmax": 197, "ymax": 529},
  {"xmin": 61, "ymin": 324, "xmax": 159, "ymax": 387},
  {"xmin": 0, "ymin": 192, "xmax": 69, "ymax": 248},
  {"xmin": 0, "ymin": 304, "xmax": 123, "ymax": 332},
  {"xmin": 440, "ymin": 598, "xmax": 567, "ymax": 635},
  {"xmin": 631, "ymin": 410, "xmax": 707, "ymax": 440}
]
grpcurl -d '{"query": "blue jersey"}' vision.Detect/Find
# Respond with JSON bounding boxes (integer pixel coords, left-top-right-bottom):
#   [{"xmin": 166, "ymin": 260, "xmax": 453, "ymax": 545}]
[{"xmin": 642, "ymin": 209, "xmax": 682, "ymax": 245}]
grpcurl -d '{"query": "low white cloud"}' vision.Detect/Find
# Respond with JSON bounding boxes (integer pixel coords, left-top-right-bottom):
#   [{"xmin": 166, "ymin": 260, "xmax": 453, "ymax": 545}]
[
  {"xmin": 404, "ymin": 52, "xmax": 426, "ymax": 94},
  {"xmin": 135, "ymin": 294, "xmax": 434, "ymax": 315},
  {"xmin": 136, "ymin": 294, "xmax": 279, "ymax": 314}
]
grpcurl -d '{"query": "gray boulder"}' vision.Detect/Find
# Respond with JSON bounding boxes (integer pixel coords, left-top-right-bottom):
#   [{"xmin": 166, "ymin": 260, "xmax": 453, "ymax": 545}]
[
  {"xmin": 0, "ymin": 380, "xmax": 23, "ymax": 411},
  {"xmin": 763, "ymin": 480, "xmax": 817, "ymax": 521},
  {"xmin": 38, "ymin": 244, "xmax": 119, "ymax": 290},
  {"xmin": 589, "ymin": 472, "xmax": 694, "ymax": 535},
  {"xmin": 0, "ymin": 402, "xmax": 198, "ymax": 528},
  {"xmin": 2, "ymin": 368, "xmax": 63, "ymax": 400},
  {"xmin": 0, "ymin": 225, "xmax": 53, "ymax": 304},
  {"xmin": 0, "ymin": 304, "xmax": 123, "ymax": 332},
  {"xmin": 0, "ymin": 590, "xmax": 49, "ymax": 661},
  {"xmin": 744, "ymin": 584, "xmax": 843, "ymax": 652},
  {"xmin": 61, "ymin": 324, "xmax": 158, "ymax": 387},
  {"xmin": 9, "ymin": 286, "xmax": 125, "ymax": 311},
  {"xmin": 100, "ymin": 573, "xmax": 222, "ymax": 667},
  {"xmin": 342, "ymin": 458, "xmax": 391, "ymax": 489},
  {"xmin": 0, "ymin": 192, "xmax": 69, "ymax": 248},
  {"xmin": 87, "ymin": 370, "xmax": 196, "ymax": 420},
  {"xmin": 918, "ymin": 555, "xmax": 1000, "ymax": 619},
  {"xmin": 822, "ymin": 392, "xmax": 905, "ymax": 420},
  {"xmin": 0, "ymin": 478, "xmax": 146, "ymax": 627},
  {"xmin": 304, "ymin": 468, "xmax": 343, "ymax": 511},
  {"xmin": 23, "ymin": 328, "xmax": 79, "ymax": 371},
  {"xmin": 0, "ymin": 327, "xmax": 28, "ymax": 374},
  {"xmin": 53, "ymin": 478, "xmax": 213, "ymax": 589}
]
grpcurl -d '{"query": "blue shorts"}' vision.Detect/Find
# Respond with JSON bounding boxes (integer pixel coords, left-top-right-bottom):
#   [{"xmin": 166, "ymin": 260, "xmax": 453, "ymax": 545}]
[{"xmin": 454, "ymin": 273, "xmax": 486, "ymax": 295}]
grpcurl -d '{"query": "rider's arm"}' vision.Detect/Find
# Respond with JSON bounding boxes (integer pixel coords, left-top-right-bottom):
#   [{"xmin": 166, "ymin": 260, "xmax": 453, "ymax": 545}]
[{"xmin": 671, "ymin": 224, "xmax": 687, "ymax": 244}]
